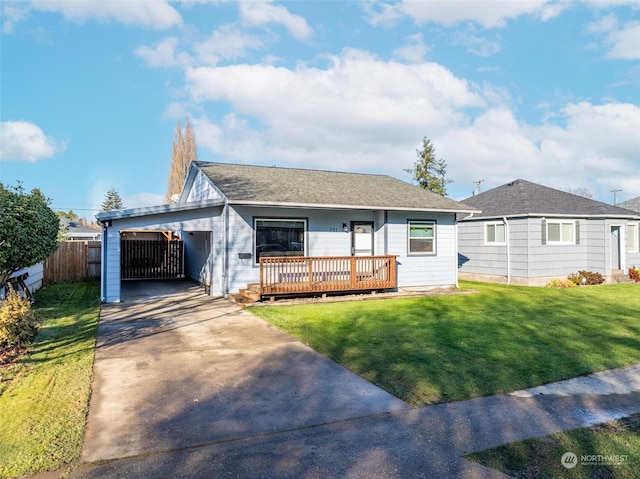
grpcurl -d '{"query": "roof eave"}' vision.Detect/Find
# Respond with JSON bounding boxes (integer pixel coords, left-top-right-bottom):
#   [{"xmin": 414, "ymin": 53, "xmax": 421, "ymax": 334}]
[
  {"xmin": 460, "ymin": 212, "xmax": 640, "ymax": 221},
  {"xmin": 228, "ymin": 199, "xmax": 480, "ymax": 214},
  {"xmin": 96, "ymin": 199, "xmax": 225, "ymax": 222}
]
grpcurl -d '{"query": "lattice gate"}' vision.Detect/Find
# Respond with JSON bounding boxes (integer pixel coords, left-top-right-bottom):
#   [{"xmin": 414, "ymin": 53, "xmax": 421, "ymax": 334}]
[{"xmin": 120, "ymin": 240, "xmax": 184, "ymax": 280}]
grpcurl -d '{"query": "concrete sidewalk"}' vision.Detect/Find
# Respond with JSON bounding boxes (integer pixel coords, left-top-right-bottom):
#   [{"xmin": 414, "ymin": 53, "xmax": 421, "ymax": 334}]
[{"xmin": 72, "ymin": 282, "xmax": 640, "ymax": 478}]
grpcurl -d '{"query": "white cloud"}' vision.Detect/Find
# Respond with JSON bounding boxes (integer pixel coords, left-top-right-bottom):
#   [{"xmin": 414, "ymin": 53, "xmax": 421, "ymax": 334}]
[
  {"xmin": 30, "ymin": 0, "xmax": 182, "ymax": 29},
  {"xmin": 586, "ymin": 14, "xmax": 640, "ymax": 60},
  {"xmin": 1, "ymin": 3, "xmax": 29, "ymax": 34},
  {"xmin": 373, "ymin": 0, "xmax": 554, "ymax": 29},
  {"xmin": 438, "ymin": 101, "xmax": 640, "ymax": 200},
  {"xmin": 392, "ymin": 33, "xmax": 429, "ymax": 62},
  {"xmin": 438, "ymin": 108, "xmax": 542, "ymax": 188},
  {"xmin": 0, "ymin": 121, "xmax": 67, "ymax": 162},
  {"xmin": 183, "ymin": 49, "xmax": 485, "ymax": 172},
  {"xmin": 194, "ymin": 25, "xmax": 264, "ymax": 64},
  {"xmin": 136, "ymin": 26, "xmax": 263, "ymax": 68},
  {"xmin": 124, "ymin": 192, "xmax": 166, "ymax": 208},
  {"xmin": 239, "ymin": 1, "xmax": 312, "ymax": 41},
  {"xmin": 606, "ymin": 21, "xmax": 640, "ymax": 59},
  {"xmin": 586, "ymin": 13, "xmax": 618, "ymax": 33},
  {"xmin": 135, "ymin": 37, "xmax": 192, "ymax": 68},
  {"xmin": 452, "ymin": 27, "xmax": 503, "ymax": 57}
]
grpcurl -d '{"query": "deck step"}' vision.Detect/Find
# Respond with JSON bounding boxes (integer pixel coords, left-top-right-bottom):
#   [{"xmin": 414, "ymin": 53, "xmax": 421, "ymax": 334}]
[
  {"xmin": 239, "ymin": 288, "xmax": 261, "ymax": 301},
  {"xmin": 246, "ymin": 283, "xmax": 261, "ymax": 293}
]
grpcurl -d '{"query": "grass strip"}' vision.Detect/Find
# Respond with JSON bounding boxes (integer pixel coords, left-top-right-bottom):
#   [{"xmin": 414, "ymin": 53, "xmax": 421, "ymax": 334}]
[
  {"xmin": 466, "ymin": 413, "xmax": 640, "ymax": 478},
  {"xmin": 250, "ymin": 282, "xmax": 640, "ymax": 406},
  {"xmin": 0, "ymin": 281, "xmax": 101, "ymax": 479}
]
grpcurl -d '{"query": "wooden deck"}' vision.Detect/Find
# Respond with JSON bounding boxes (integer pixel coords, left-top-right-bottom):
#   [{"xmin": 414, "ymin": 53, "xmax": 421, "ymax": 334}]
[{"xmin": 259, "ymin": 255, "xmax": 397, "ymax": 296}]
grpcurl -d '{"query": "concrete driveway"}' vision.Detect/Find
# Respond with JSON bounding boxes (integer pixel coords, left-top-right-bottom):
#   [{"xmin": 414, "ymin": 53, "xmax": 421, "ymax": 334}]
[{"xmin": 82, "ymin": 280, "xmax": 410, "ymax": 463}]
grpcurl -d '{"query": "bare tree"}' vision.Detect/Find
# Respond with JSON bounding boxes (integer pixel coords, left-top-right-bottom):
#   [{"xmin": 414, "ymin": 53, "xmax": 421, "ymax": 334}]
[
  {"xmin": 166, "ymin": 118, "xmax": 198, "ymax": 202},
  {"xmin": 562, "ymin": 187, "xmax": 593, "ymax": 199}
]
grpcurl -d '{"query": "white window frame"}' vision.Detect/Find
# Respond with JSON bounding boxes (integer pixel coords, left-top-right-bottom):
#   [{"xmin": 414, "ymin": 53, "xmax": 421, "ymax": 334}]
[
  {"xmin": 628, "ymin": 223, "xmax": 639, "ymax": 253},
  {"xmin": 485, "ymin": 222, "xmax": 506, "ymax": 245},
  {"xmin": 407, "ymin": 220, "xmax": 436, "ymax": 256},
  {"xmin": 254, "ymin": 218, "xmax": 307, "ymax": 264},
  {"xmin": 547, "ymin": 220, "xmax": 576, "ymax": 245}
]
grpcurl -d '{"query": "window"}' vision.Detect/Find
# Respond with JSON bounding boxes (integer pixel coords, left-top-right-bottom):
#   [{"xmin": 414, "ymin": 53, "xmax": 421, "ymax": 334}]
[
  {"xmin": 408, "ymin": 221, "xmax": 435, "ymax": 254},
  {"xmin": 547, "ymin": 220, "xmax": 575, "ymax": 244},
  {"xmin": 485, "ymin": 222, "xmax": 506, "ymax": 244},
  {"xmin": 255, "ymin": 219, "xmax": 306, "ymax": 262},
  {"xmin": 629, "ymin": 223, "xmax": 639, "ymax": 252}
]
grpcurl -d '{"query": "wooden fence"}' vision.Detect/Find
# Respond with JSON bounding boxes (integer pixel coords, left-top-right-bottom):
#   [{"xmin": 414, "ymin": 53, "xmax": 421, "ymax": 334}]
[{"xmin": 44, "ymin": 241, "xmax": 101, "ymax": 284}]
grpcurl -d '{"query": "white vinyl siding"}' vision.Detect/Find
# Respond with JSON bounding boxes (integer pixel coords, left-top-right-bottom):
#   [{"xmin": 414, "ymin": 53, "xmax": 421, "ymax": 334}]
[
  {"xmin": 186, "ymin": 170, "xmax": 222, "ymax": 202},
  {"xmin": 485, "ymin": 222, "xmax": 505, "ymax": 244}
]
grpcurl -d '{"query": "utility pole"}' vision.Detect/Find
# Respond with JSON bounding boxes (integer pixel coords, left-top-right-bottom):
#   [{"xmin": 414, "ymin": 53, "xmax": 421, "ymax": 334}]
[
  {"xmin": 473, "ymin": 179, "xmax": 484, "ymax": 195},
  {"xmin": 611, "ymin": 189, "xmax": 622, "ymax": 205}
]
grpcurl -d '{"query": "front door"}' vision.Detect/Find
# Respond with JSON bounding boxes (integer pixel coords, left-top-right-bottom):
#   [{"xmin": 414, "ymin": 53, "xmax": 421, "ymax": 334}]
[
  {"xmin": 611, "ymin": 226, "xmax": 622, "ymax": 271},
  {"xmin": 351, "ymin": 221, "xmax": 374, "ymax": 256}
]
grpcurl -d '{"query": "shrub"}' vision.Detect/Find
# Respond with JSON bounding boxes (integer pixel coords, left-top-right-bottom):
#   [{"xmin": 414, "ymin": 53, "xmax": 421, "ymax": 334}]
[
  {"xmin": 0, "ymin": 288, "xmax": 39, "ymax": 348},
  {"xmin": 546, "ymin": 279, "xmax": 578, "ymax": 288},
  {"xmin": 630, "ymin": 266, "xmax": 640, "ymax": 283},
  {"xmin": 568, "ymin": 270, "xmax": 605, "ymax": 286}
]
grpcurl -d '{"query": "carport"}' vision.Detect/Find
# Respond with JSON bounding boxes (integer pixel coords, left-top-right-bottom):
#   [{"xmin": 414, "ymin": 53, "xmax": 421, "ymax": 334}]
[{"xmin": 97, "ymin": 199, "xmax": 225, "ymax": 303}]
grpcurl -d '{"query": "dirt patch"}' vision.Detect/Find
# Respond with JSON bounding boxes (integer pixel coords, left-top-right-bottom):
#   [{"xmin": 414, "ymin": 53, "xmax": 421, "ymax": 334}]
[
  {"xmin": 249, "ymin": 286, "xmax": 477, "ymax": 307},
  {"xmin": 0, "ymin": 345, "xmax": 27, "ymax": 368}
]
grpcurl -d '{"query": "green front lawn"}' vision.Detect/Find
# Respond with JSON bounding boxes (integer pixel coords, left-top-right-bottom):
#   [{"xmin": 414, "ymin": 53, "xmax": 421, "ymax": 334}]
[
  {"xmin": 0, "ymin": 282, "xmax": 101, "ymax": 479},
  {"xmin": 250, "ymin": 282, "xmax": 640, "ymax": 407},
  {"xmin": 467, "ymin": 413, "xmax": 640, "ymax": 478}
]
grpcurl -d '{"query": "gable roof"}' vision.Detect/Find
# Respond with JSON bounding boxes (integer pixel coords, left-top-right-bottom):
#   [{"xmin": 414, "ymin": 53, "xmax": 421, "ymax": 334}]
[
  {"xmin": 194, "ymin": 161, "xmax": 477, "ymax": 213},
  {"xmin": 460, "ymin": 179, "xmax": 639, "ymax": 220},
  {"xmin": 618, "ymin": 196, "xmax": 640, "ymax": 212}
]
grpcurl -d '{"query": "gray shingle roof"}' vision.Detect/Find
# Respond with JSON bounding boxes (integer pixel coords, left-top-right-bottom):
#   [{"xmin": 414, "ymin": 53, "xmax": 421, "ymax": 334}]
[
  {"xmin": 460, "ymin": 179, "xmax": 639, "ymax": 219},
  {"xmin": 195, "ymin": 161, "xmax": 476, "ymax": 212},
  {"xmin": 618, "ymin": 196, "xmax": 640, "ymax": 212}
]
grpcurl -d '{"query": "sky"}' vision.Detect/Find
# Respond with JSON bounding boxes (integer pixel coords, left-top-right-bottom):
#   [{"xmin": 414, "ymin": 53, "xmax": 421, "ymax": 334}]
[{"xmin": 1, "ymin": 0, "xmax": 639, "ymax": 219}]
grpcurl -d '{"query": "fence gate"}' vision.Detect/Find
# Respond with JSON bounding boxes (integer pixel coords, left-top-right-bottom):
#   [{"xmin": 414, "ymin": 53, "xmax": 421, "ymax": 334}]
[
  {"xmin": 121, "ymin": 240, "xmax": 184, "ymax": 280},
  {"xmin": 44, "ymin": 241, "xmax": 102, "ymax": 284}
]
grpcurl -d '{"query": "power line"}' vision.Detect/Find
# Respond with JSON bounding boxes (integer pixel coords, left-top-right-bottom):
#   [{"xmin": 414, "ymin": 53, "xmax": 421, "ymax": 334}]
[
  {"xmin": 473, "ymin": 179, "xmax": 484, "ymax": 195},
  {"xmin": 610, "ymin": 189, "xmax": 622, "ymax": 205}
]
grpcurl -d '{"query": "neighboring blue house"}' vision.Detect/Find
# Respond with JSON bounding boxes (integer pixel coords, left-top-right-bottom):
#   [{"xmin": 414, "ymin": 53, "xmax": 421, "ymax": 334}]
[
  {"xmin": 97, "ymin": 162, "xmax": 478, "ymax": 303},
  {"xmin": 457, "ymin": 179, "xmax": 640, "ymax": 285}
]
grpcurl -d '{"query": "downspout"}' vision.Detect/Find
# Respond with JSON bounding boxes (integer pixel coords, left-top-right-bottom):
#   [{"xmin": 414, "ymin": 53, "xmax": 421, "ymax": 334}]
[
  {"xmin": 454, "ymin": 218, "xmax": 459, "ymax": 288},
  {"xmin": 503, "ymin": 217, "xmax": 511, "ymax": 285},
  {"xmin": 100, "ymin": 223, "xmax": 107, "ymax": 302},
  {"xmin": 223, "ymin": 200, "xmax": 230, "ymax": 298}
]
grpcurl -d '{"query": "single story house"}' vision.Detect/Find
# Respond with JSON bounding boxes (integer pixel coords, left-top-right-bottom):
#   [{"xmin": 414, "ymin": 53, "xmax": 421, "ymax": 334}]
[
  {"xmin": 96, "ymin": 161, "xmax": 478, "ymax": 303},
  {"xmin": 457, "ymin": 179, "xmax": 640, "ymax": 285}
]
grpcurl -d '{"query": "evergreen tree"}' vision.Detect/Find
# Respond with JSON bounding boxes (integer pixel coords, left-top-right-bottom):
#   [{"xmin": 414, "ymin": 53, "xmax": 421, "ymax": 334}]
[
  {"xmin": 405, "ymin": 137, "xmax": 452, "ymax": 196},
  {"xmin": 101, "ymin": 188, "xmax": 124, "ymax": 212},
  {"xmin": 166, "ymin": 118, "xmax": 198, "ymax": 202}
]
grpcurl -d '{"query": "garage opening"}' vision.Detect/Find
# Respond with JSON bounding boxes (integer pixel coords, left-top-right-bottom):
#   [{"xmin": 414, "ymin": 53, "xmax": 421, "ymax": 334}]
[{"xmin": 121, "ymin": 231, "xmax": 185, "ymax": 280}]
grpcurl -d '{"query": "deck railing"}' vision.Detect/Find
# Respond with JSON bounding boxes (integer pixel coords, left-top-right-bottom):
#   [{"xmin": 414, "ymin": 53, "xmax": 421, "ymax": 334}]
[{"xmin": 259, "ymin": 255, "xmax": 397, "ymax": 296}]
